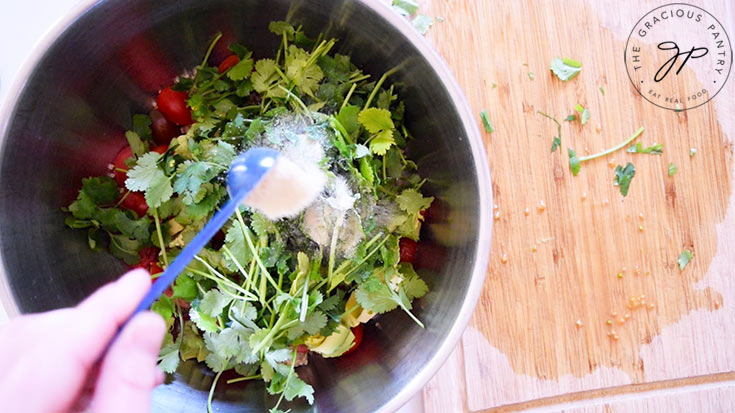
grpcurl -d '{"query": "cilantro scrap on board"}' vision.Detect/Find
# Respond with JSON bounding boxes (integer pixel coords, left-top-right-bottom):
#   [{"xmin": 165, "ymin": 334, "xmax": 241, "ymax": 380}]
[{"xmin": 550, "ymin": 57, "xmax": 582, "ymax": 81}]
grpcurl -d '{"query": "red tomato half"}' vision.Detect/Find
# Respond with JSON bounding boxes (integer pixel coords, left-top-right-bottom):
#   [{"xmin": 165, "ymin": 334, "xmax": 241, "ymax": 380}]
[
  {"xmin": 150, "ymin": 109, "xmax": 179, "ymax": 145},
  {"xmin": 342, "ymin": 324, "xmax": 364, "ymax": 357},
  {"xmin": 399, "ymin": 238, "xmax": 418, "ymax": 263},
  {"xmin": 112, "ymin": 146, "xmax": 134, "ymax": 186},
  {"xmin": 156, "ymin": 87, "xmax": 192, "ymax": 125},
  {"xmin": 218, "ymin": 54, "xmax": 240, "ymax": 73},
  {"xmin": 120, "ymin": 191, "xmax": 148, "ymax": 217},
  {"xmin": 152, "ymin": 145, "xmax": 168, "ymax": 154}
]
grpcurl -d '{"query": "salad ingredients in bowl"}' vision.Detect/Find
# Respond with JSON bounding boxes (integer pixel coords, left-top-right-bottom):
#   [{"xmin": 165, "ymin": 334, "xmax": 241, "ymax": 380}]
[{"xmin": 64, "ymin": 22, "xmax": 433, "ymax": 411}]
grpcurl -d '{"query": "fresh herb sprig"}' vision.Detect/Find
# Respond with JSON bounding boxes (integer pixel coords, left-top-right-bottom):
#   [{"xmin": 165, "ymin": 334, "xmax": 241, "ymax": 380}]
[{"xmin": 568, "ymin": 126, "xmax": 645, "ymax": 176}]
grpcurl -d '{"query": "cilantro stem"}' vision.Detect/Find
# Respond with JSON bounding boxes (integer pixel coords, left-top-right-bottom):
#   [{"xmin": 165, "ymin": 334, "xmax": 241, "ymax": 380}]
[
  {"xmin": 234, "ymin": 208, "xmax": 281, "ymax": 293},
  {"xmin": 222, "ymin": 245, "xmax": 253, "ymax": 292},
  {"xmin": 113, "ymin": 190, "xmax": 131, "ymax": 208},
  {"xmin": 206, "ymin": 370, "xmax": 223, "ymax": 413},
  {"xmin": 188, "ymin": 263, "xmax": 257, "ymax": 300},
  {"xmin": 578, "ymin": 127, "xmax": 645, "ymax": 162},
  {"xmin": 225, "ymin": 374, "xmax": 262, "ymax": 385},
  {"xmin": 200, "ymin": 33, "xmax": 223, "ymax": 70},
  {"xmin": 326, "ymin": 213, "xmax": 344, "ymax": 291},
  {"xmin": 278, "ymin": 85, "xmax": 309, "ymax": 114},
  {"xmin": 400, "ymin": 303, "xmax": 425, "ymax": 328},
  {"xmin": 341, "ymin": 83, "xmax": 357, "ymax": 112},
  {"xmin": 153, "ymin": 209, "xmax": 169, "ymax": 267},
  {"xmin": 329, "ymin": 116, "xmax": 354, "ymax": 145},
  {"xmin": 299, "ymin": 266, "xmax": 310, "ymax": 322},
  {"xmin": 271, "ymin": 348, "xmax": 298, "ymax": 412},
  {"xmin": 251, "ymin": 305, "xmax": 290, "ymax": 354},
  {"xmin": 363, "ymin": 66, "xmax": 400, "ymax": 110}
]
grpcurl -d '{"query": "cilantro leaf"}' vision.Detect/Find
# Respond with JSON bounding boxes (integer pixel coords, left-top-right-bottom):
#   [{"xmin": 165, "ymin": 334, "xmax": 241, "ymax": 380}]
[
  {"xmin": 564, "ymin": 114, "xmax": 576, "ymax": 122},
  {"xmin": 668, "ymin": 162, "xmax": 678, "ymax": 176},
  {"xmin": 206, "ymin": 141, "xmax": 237, "ymax": 166},
  {"xmin": 399, "ymin": 263, "xmax": 428, "ymax": 300},
  {"xmin": 627, "ymin": 142, "xmax": 663, "ymax": 155},
  {"xmin": 568, "ymin": 149, "xmax": 581, "ymax": 176},
  {"xmin": 81, "ymin": 176, "xmax": 119, "ymax": 205},
  {"xmin": 268, "ymin": 21, "xmax": 296, "ymax": 37},
  {"xmin": 172, "ymin": 274, "xmax": 197, "ymax": 301},
  {"xmin": 223, "ymin": 220, "xmax": 254, "ymax": 272},
  {"xmin": 337, "ymin": 105, "xmax": 360, "ymax": 135},
  {"xmin": 203, "ymin": 328, "xmax": 241, "ymax": 372},
  {"xmin": 480, "ymin": 110, "xmax": 495, "ymax": 133},
  {"xmin": 285, "ymin": 45, "xmax": 324, "ymax": 97},
  {"xmin": 126, "ymin": 152, "xmax": 163, "ymax": 192},
  {"xmin": 550, "ymin": 57, "xmax": 582, "ymax": 81},
  {"xmin": 358, "ymin": 108, "xmax": 395, "ymax": 154},
  {"xmin": 613, "ymin": 162, "xmax": 636, "ymax": 196},
  {"xmin": 678, "ymin": 249, "xmax": 694, "ymax": 270},
  {"xmin": 412, "ymin": 14, "xmax": 434, "ymax": 35},
  {"xmin": 551, "ymin": 137, "xmax": 561, "ymax": 152},
  {"xmin": 358, "ymin": 108, "xmax": 394, "ymax": 133},
  {"xmin": 575, "ymin": 104, "xmax": 590, "ymax": 125},
  {"xmin": 355, "ymin": 279, "xmax": 399, "ymax": 313},
  {"xmin": 369, "ymin": 130, "xmax": 395, "ymax": 155},
  {"xmin": 397, "ymin": 188, "xmax": 434, "ymax": 214},
  {"xmin": 199, "ymin": 288, "xmax": 232, "ymax": 318},
  {"xmin": 126, "ymin": 131, "xmax": 147, "ymax": 157},
  {"xmin": 252, "ymin": 59, "xmax": 284, "ymax": 98},
  {"xmin": 145, "ymin": 172, "xmax": 173, "ymax": 208},
  {"xmin": 132, "ymin": 114, "xmax": 152, "ymax": 140},
  {"xmin": 173, "ymin": 161, "xmax": 222, "ymax": 205},
  {"xmin": 282, "ymin": 373, "xmax": 314, "ymax": 404},
  {"xmin": 151, "ymin": 296, "xmax": 175, "ymax": 320},
  {"xmin": 189, "ymin": 305, "xmax": 220, "ymax": 333},
  {"xmin": 393, "ymin": 0, "xmax": 419, "ymax": 15},
  {"xmin": 227, "ymin": 57, "xmax": 254, "ymax": 81},
  {"xmin": 285, "ymin": 310, "xmax": 327, "ymax": 340},
  {"xmin": 250, "ymin": 213, "xmax": 276, "ymax": 237},
  {"xmin": 538, "ymin": 111, "xmax": 562, "ymax": 153},
  {"xmin": 157, "ymin": 332, "xmax": 180, "ymax": 374}
]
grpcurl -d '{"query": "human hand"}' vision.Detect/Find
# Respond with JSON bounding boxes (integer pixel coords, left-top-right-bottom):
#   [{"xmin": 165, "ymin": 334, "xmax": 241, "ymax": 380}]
[{"xmin": 0, "ymin": 269, "xmax": 166, "ymax": 413}]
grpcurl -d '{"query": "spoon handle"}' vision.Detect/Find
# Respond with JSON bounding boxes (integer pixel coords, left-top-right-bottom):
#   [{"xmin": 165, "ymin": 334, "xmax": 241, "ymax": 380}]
[{"xmin": 131, "ymin": 194, "xmax": 244, "ymax": 316}]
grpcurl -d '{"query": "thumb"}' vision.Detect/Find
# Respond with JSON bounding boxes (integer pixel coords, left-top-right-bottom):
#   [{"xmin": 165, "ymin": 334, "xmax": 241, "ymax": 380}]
[{"xmin": 91, "ymin": 312, "xmax": 167, "ymax": 413}]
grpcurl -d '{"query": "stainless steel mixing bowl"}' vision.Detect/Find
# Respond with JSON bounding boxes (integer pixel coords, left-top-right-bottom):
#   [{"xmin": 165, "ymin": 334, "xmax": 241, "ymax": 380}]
[{"xmin": 0, "ymin": 0, "xmax": 491, "ymax": 411}]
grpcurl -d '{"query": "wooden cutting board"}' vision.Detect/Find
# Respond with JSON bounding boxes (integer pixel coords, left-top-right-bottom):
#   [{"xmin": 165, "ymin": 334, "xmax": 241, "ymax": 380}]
[{"xmin": 417, "ymin": 0, "xmax": 735, "ymax": 411}]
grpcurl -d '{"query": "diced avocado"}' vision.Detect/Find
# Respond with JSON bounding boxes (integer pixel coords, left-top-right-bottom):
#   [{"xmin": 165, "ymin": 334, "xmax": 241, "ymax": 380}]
[{"xmin": 306, "ymin": 324, "xmax": 355, "ymax": 358}]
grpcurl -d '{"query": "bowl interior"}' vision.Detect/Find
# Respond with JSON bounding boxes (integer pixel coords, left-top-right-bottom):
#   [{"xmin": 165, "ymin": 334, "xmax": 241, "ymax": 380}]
[{"xmin": 0, "ymin": 0, "xmax": 485, "ymax": 411}]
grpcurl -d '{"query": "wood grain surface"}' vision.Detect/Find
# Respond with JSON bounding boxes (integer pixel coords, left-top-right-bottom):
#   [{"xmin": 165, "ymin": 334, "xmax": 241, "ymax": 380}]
[{"xmin": 416, "ymin": 0, "xmax": 735, "ymax": 411}]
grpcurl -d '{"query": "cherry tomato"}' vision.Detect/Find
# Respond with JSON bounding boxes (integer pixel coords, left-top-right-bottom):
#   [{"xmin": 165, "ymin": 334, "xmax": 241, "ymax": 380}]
[
  {"xmin": 150, "ymin": 263, "xmax": 163, "ymax": 276},
  {"xmin": 152, "ymin": 144, "xmax": 168, "ymax": 154},
  {"xmin": 399, "ymin": 238, "xmax": 418, "ymax": 263},
  {"xmin": 342, "ymin": 324, "xmax": 363, "ymax": 357},
  {"xmin": 156, "ymin": 87, "xmax": 192, "ymax": 125},
  {"xmin": 138, "ymin": 247, "xmax": 160, "ymax": 270},
  {"xmin": 218, "ymin": 54, "xmax": 240, "ymax": 73},
  {"xmin": 112, "ymin": 146, "xmax": 134, "ymax": 186},
  {"xmin": 150, "ymin": 109, "xmax": 179, "ymax": 145},
  {"xmin": 120, "ymin": 191, "xmax": 148, "ymax": 217}
]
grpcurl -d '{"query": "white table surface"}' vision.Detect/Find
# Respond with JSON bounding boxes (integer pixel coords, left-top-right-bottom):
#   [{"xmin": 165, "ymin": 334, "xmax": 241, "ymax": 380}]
[{"xmin": 0, "ymin": 2, "xmax": 425, "ymax": 411}]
